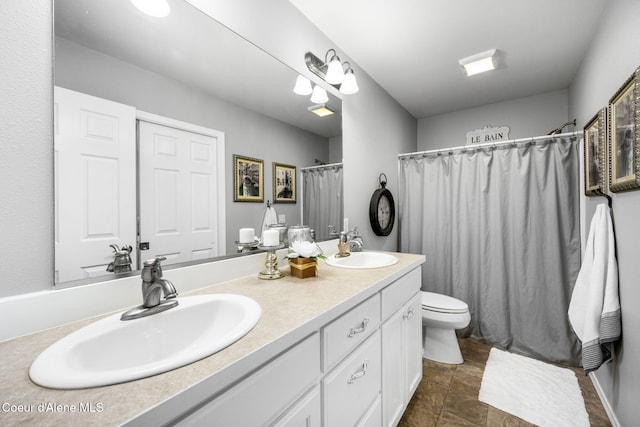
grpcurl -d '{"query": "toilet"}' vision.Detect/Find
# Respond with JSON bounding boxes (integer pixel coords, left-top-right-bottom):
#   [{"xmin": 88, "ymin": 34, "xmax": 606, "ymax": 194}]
[{"xmin": 421, "ymin": 291, "xmax": 471, "ymax": 364}]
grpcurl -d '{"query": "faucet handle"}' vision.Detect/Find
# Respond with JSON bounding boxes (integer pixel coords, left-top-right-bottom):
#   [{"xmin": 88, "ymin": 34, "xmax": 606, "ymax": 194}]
[
  {"xmin": 142, "ymin": 257, "xmax": 167, "ymax": 281},
  {"xmin": 143, "ymin": 256, "xmax": 166, "ymax": 267}
]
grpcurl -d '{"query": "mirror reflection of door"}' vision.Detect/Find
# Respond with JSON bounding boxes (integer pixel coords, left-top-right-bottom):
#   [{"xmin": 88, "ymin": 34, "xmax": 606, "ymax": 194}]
[
  {"xmin": 138, "ymin": 121, "xmax": 222, "ymax": 266},
  {"xmin": 54, "ymin": 87, "xmax": 137, "ymax": 282}
]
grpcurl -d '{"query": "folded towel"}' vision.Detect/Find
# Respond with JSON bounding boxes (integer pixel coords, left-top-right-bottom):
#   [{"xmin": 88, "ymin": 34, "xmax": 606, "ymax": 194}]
[{"xmin": 568, "ymin": 203, "xmax": 621, "ymax": 373}]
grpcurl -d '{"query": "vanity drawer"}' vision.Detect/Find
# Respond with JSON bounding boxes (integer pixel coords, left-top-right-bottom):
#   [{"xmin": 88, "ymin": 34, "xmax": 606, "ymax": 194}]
[
  {"xmin": 176, "ymin": 333, "xmax": 320, "ymax": 426},
  {"xmin": 323, "ymin": 331, "xmax": 382, "ymax": 427},
  {"xmin": 381, "ymin": 267, "xmax": 421, "ymax": 321},
  {"xmin": 322, "ymin": 294, "xmax": 381, "ymax": 370}
]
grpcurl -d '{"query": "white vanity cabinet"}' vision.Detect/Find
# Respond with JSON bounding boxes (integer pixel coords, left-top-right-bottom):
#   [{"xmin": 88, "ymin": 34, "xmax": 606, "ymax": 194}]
[
  {"xmin": 167, "ymin": 266, "xmax": 423, "ymax": 427},
  {"xmin": 381, "ymin": 268, "xmax": 423, "ymax": 427}
]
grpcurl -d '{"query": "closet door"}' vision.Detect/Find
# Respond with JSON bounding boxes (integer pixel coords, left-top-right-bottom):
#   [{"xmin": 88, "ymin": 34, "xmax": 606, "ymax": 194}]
[
  {"xmin": 138, "ymin": 121, "xmax": 221, "ymax": 265},
  {"xmin": 54, "ymin": 87, "xmax": 137, "ymax": 282}
]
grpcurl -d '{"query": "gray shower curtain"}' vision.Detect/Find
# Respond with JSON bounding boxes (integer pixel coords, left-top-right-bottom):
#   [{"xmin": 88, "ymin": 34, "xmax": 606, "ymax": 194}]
[
  {"xmin": 302, "ymin": 165, "xmax": 343, "ymax": 242},
  {"xmin": 399, "ymin": 136, "xmax": 582, "ymax": 364}
]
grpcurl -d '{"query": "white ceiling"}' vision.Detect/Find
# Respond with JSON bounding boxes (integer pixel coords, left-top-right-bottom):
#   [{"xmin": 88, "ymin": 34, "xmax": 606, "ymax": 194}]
[{"xmin": 290, "ymin": 0, "xmax": 609, "ymax": 118}]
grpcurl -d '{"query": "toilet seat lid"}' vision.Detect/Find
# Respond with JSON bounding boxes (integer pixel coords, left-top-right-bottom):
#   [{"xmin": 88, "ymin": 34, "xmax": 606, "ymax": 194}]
[{"xmin": 422, "ymin": 292, "xmax": 469, "ymax": 313}]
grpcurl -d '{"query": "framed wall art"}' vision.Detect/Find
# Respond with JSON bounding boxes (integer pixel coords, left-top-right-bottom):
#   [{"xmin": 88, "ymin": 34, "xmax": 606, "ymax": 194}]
[
  {"xmin": 273, "ymin": 162, "xmax": 296, "ymax": 204},
  {"xmin": 583, "ymin": 108, "xmax": 608, "ymax": 196},
  {"xmin": 233, "ymin": 154, "xmax": 264, "ymax": 202},
  {"xmin": 609, "ymin": 66, "xmax": 640, "ymax": 193}
]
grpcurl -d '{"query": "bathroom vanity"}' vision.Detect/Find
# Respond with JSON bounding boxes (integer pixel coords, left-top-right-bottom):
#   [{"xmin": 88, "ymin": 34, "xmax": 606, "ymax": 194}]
[{"xmin": 0, "ymin": 251, "xmax": 424, "ymax": 426}]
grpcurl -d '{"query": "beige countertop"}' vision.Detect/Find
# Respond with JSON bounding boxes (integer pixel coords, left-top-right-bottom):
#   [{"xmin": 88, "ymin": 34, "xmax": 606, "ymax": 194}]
[{"xmin": 0, "ymin": 252, "xmax": 424, "ymax": 426}]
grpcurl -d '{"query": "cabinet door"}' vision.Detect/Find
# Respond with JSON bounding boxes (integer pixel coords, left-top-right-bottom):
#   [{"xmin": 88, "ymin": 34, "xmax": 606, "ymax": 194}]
[
  {"xmin": 382, "ymin": 292, "xmax": 423, "ymax": 427},
  {"xmin": 382, "ymin": 308, "xmax": 405, "ymax": 427},
  {"xmin": 404, "ymin": 293, "xmax": 423, "ymax": 397},
  {"xmin": 272, "ymin": 386, "xmax": 321, "ymax": 427}
]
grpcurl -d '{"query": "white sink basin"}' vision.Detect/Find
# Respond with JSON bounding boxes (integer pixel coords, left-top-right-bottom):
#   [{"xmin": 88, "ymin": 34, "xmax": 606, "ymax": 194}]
[
  {"xmin": 29, "ymin": 294, "xmax": 261, "ymax": 389},
  {"xmin": 325, "ymin": 251, "xmax": 399, "ymax": 269}
]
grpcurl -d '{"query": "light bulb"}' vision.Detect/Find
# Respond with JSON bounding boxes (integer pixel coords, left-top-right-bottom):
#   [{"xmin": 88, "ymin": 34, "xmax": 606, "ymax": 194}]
[
  {"xmin": 130, "ymin": 0, "xmax": 170, "ymax": 17},
  {"xmin": 310, "ymin": 85, "xmax": 329, "ymax": 104},
  {"xmin": 325, "ymin": 56, "xmax": 345, "ymax": 85},
  {"xmin": 293, "ymin": 75, "xmax": 313, "ymax": 95},
  {"xmin": 339, "ymin": 70, "xmax": 359, "ymax": 95}
]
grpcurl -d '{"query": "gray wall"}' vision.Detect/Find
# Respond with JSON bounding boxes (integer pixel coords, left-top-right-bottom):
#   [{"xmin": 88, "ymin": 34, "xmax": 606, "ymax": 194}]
[
  {"xmin": 417, "ymin": 89, "xmax": 569, "ymax": 151},
  {"xmin": 569, "ymin": 1, "xmax": 640, "ymax": 425},
  {"xmin": 55, "ymin": 39, "xmax": 329, "ymax": 255}
]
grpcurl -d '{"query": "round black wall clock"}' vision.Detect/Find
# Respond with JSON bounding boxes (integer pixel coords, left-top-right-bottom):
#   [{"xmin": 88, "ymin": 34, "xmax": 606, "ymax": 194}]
[{"xmin": 369, "ymin": 173, "xmax": 395, "ymax": 236}]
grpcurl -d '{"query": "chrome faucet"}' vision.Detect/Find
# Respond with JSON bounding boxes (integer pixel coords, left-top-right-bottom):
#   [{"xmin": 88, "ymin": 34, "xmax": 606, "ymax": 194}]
[
  {"xmin": 336, "ymin": 227, "xmax": 365, "ymax": 258},
  {"xmin": 336, "ymin": 231, "xmax": 351, "ymax": 258},
  {"xmin": 347, "ymin": 227, "xmax": 364, "ymax": 252},
  {"xmin": 121, "ymin": 257, "xmax": 178, "ymax": 321},
  {"xmin": 141, "ymin": 257, "xmax": 178, "ymax": 306}
]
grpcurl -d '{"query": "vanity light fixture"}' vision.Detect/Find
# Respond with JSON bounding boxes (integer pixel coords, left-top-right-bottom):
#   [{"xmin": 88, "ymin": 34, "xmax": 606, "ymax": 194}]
[
  {"xmin": 307, "ymin": 104, "xmax": 335, "ymax": 117},
  {"xmin": 130, "ymin": 0, "xmax": 171, "ymax": 18},
  {"xmin": 459, "ymin": 49, "xmax": 497, "ymax": 76},
  {"xmin": 304, "ymin": 49, "xmax": 359, "ymax": 94}
]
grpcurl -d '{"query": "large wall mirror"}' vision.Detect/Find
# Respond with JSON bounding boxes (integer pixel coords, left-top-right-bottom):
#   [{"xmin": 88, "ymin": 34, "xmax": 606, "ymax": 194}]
[{"xmin": 54, "ymin": 0, "xmax": 342, "ymax": 287}]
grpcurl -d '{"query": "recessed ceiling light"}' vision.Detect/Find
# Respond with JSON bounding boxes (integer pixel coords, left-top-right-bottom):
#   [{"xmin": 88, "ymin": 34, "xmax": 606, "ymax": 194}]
[
  {"xmin": 307, "ymin": 104, "xmax": 335, "ymax": 117},
  {"xmin": 459, "ymin": 49, "xmax": 497, "ymax": 76},
  {"xmin": 130, "ymin": 0, "xmax": 171, "ymax": 18}
]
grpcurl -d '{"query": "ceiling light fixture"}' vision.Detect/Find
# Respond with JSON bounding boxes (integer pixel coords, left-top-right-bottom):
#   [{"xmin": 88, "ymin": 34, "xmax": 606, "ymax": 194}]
[
  {"xmin": 459, "ymin": 49, "xmax": 497, "ymax": 76},
  {"xmin": 307, "ymin": 104, "xmax": 335, "ymax": 117},
  {"xmin": 130, "ymin": 0, "xmax": 171, "ymax": 18}
]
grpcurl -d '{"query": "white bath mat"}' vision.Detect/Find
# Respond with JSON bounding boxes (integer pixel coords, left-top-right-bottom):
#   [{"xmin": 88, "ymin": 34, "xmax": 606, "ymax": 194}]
[{"xmin": 479, "ymin": 348, "xmax": 589, "ymax": 426}]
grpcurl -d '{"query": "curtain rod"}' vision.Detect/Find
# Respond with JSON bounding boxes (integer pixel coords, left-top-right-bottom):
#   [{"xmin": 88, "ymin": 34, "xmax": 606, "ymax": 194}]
[
  {"xmin": 397, "ymin": 131, "xmax": 583, "ymax": 159},
  {"xmin": 300, "ymin": 162, "xmax": 343, "ymax": 171}
]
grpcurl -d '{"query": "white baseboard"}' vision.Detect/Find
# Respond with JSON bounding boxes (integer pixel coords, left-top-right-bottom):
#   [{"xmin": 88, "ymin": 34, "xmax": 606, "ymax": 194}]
[{"xmin": 589, "ymin": 372, "xmax": 621, "ymax": 427}]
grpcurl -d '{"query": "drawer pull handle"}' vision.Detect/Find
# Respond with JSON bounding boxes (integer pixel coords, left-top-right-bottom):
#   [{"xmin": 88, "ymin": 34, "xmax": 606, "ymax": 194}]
[
  {"xmin": 347, "ymin": 360, "xmax": 369, "ymax": 384},
  {"xmin": 403, "ymin": 308, "xmax": 415, "ymax": 320},
  {"xmin": 347, "ymin": 318, "xmax": 370, "ymax": 338}
]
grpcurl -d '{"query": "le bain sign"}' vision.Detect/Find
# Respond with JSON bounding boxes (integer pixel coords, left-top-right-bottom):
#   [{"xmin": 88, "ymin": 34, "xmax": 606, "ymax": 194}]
[{"xmin": 466, "ymin": 125, "xmax": 510, "ymax": 145}]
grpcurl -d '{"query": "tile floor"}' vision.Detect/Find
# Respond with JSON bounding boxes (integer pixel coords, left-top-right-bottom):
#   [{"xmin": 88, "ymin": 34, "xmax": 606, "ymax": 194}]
[{"xmin": 398, "ymin": 338, "xmax": 612, "ymax": 427}]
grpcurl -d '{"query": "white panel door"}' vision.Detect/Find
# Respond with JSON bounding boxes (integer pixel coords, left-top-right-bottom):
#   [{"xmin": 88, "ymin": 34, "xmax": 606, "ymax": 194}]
[
  {"xmin": 138, "ymin": 121, "xmax": 220, "ymax": 265},
  {"xmin": 54, "ymin": 87, "xmax": 137, "ymax": 282}
]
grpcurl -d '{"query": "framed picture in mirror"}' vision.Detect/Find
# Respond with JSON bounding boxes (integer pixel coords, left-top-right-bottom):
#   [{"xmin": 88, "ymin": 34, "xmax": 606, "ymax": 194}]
[
  {"xmin": 273, "ymin": 163, "xmax": 296, "ymax": 204},
  {"xmin": 583, "ymin": 108, "xmax": 608, "ymax": 196},
  {"xmin": 234, "ymin": 155, "xmax": 264, "ymax": 202},
  {"xmin": 609, "ymin": 66, "xmax": 640, "ymax": 193}
]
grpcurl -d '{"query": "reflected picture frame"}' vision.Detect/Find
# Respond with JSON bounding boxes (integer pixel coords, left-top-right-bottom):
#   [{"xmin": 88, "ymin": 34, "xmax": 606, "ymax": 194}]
[
  {"xmin": 273, "ymin": 162, "xmax": 296, "ymax": 204},
  {"xmin": 609, "ymin": 66, "xmax": 640, "ymax": 193},
  {"xmin": 233, "ymin": 154, "xmax": 264, "ymax": 202},
  {"xmin": 584, "ymin": 108, "xmax": 608, "ymax": 196}
]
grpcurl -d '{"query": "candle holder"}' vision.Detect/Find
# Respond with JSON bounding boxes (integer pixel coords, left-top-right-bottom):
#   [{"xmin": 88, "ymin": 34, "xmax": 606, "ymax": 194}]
[
  {"xmin": 235, "ymin": 239, "xmax": 259, "ymax": 253},
  {"xmin": 257, "ymin": 243, "xmax": 285, "ymax": 280}
]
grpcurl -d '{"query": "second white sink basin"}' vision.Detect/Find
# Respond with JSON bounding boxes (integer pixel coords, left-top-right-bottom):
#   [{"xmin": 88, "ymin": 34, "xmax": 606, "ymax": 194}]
[
  {"xmin": 29, "ymin": 294, "xmax": 261, "ymax": 389},
  {"xmin": 326, "ymin": 251, "xmax": 399, "ymax": 269}
]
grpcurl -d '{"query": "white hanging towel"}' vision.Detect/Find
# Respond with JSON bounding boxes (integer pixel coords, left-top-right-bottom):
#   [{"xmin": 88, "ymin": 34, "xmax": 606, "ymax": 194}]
[
  {"xmin": 568, "ymin": 203, "xmax": 621, "ymax": 373},
  {"xmin": 260, "ymin": 202, "xmax": 278, "ymax": 240}
]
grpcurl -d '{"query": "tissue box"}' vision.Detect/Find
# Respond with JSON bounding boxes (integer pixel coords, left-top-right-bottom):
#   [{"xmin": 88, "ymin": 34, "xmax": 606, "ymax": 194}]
[{"xmin": 288, "ymin": 258, "xmax": 317, "ymax": 279}]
